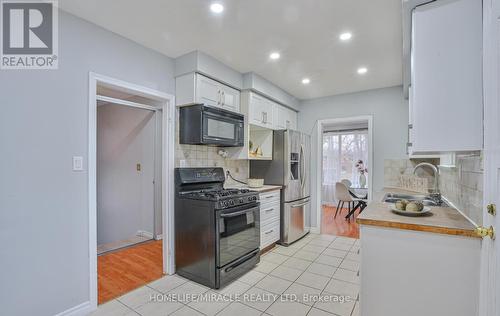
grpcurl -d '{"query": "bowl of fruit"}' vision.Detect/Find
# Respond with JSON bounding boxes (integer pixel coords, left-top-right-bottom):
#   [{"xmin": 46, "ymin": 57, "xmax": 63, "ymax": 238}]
[{"xmin": 390, "ymin": 199, "xmax": 432, "ymax": 217}]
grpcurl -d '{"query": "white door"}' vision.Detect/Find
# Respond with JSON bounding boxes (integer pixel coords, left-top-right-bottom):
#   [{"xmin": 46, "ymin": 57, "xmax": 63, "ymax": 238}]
[
  {"xmin": 220, "ymin": 85, "xmax": 240, "ymax": 113},
  {"xmin": 196, "ymin": 74, "xmax": 221, "ymax": 108},
  {"xmin": 262, "ymin": 99, "xmax": 274, "ymax": 129},
  {"xmin": 286, "ymin": 108, "xmax": 297, "ymax": 130},
  {"xmin": 481, "ymin": 1, "xmax": 499, "ymax": 315},
  {"xmin": 273, "ymin": 103, "xmax": 286, "ymax": 130}
]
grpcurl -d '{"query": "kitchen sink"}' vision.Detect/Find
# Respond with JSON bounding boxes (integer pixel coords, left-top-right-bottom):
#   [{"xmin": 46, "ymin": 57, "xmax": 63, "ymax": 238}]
[{"xmin": 383, "ymin": 193, "xmax": 448, "ymax": 207}]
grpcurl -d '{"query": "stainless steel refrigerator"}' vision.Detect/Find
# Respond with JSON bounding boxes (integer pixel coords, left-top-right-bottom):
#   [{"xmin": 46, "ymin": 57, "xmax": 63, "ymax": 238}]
[{"xmin": 250, "ymin": 130, "xmax": 311, "ymax": 245}]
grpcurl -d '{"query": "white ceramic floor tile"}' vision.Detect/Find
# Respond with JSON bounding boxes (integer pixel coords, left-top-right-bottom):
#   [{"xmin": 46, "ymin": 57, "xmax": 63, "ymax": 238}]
[
  {"xmin": 292, "ymin": 250, "xmax": 320, "ymax": 262},
  {"xmin": 217, "ymin": 302, "xmax": 262, "ymax": 316},
  {"xmin": 133, "ymin": 301, "xmax": 184, "ymax": 316},
  {"xmin": 334, "ymin": 237, "xmax": 357, "ymax": 245},
  {"xmin": 315, "ymin": 235, "xmax": 337, "ymax": 241},
  {"xmin": 324, "ymin": 279, "xmax": 359, "ymax": 298},
  {"xmin": 262, "ymin": 252, "xmax": 290, "ymax": 265},
  {"xmin": 307, "ymin": 307, "xmax": 336, "ymax": 316},
  {"xmin": 306, "ymin": 262, "xmax": 337, "ymax": 278},
  {"xmin": 281, "ymin": 257, "xmax": 313, "ymax": 271},
  {"xmin": 273, "ymin": 246, "xmax": 300, "ymax": 256},
  {"xmin": 314, "ymin": 254, "xmax": 343, "ymax": 267},
  {"xmin": 118, "ymin": 286, "xmax": 161, "ymax": 309},
  {"xmin": 170, "ymin": 305, "xmax": 204, "ymax": 316},
  {"xmin": 313, "ymin": 295, "xmax": 356, "ymax": 316},
  {"xmin": 91, "ymin": 300, "xmax": 135, "ymax": 316},
  {"xmin": 166, "ymin": 281, "xmax": 209, "ymax": 303},
  {"xmin": 187, "ymin": 291, "xmax": 231, "ymax": 316},
  {"xmin": 270, "ymin": 265, "xmax": 304, "ymax": 282},
  {"xmin": 328, "ymin": 243, "xmax": 352, "ymax": 251},
  {"xmin": 240, "ymin": 286, "xmax": 278, "ymax": 311},
  {"xmin": 282, "ymin": 283, "xmax": 321, "ymax": 306},
  {"xmin": 266, "ymin": 300, "xmax": 311, "ymax": 316},
  {"xmin": 294, "ymin": 272, "xmax": 329, "ymax": 291},
  {"xmin": 301, "ymin": 244, "xmax": 327, "ymax": 254},
  {"xmin": 254, "ymin": 275, "xmax": 293, "ymax": 294},
  {"xmin": 333, "ymin": 268, "xmax": 359, "ymax": 284},
  {"xmin": 216, "ymin": 280, "xmax": 252, "ymax": 296},
  {"xmin": 238, "ymin": 269, "xmax": 268, "ymax": 285},
  {"xmin": 345, "ymin": 253, "xmax": 360, "ymax": 262},
  {"xmin": 254, "ymin": 260, "xmax": 280, "ymax": 274},
  {"xmin": 147, "ymin": 275, "xmax": 188, "ymax": 294},
  {"xmin": 307, "ymin": 239, "xmax": 333, "ymax": 247},
  {"xmin": 339, "ymin": 259, "xmax": 360, "ymax": 272},
  {"xmin": 322, "ymin": 248, "xmax": 348, "ymax": 259},
  {"xmin": 352, "ymin": 300, "xmax": 360, "ymax": 316}
]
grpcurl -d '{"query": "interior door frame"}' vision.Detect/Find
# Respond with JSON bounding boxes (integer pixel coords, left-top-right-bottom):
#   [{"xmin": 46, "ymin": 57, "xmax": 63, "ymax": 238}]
[
  {"xmin": 314, "ymin": 115, "xmax": 374, "ymax": 232},
  {"xmin": 479, "ymin": 0, "xmax": 498, "ymax": 315},
  {"xmin": 88, "ymin": 72, "xmax": 176, "ymax": 310}
]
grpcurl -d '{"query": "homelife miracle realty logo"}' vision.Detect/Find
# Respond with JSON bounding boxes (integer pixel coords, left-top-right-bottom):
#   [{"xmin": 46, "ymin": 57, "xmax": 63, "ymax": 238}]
[{"xmin": 1, "ymin": 0, "xmax": 58, "ymax": 69}]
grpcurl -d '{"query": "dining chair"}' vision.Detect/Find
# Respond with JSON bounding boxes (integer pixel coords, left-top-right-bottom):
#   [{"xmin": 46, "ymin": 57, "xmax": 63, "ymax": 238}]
[{"xmin": 334, "ymin": 182, "xmax": 353, "ymax": 219}]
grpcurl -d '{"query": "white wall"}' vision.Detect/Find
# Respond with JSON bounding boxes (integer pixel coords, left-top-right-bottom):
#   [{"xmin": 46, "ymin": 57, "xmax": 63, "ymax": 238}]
[
  {"xmin": 298, "ymin": 86, "xmax": 409, "ymax": 229},
  {"xmin": 0, "ymin": 11, "xmax": 174, "ymax": 316},
  {"xmin": 97, "ymin": 104, "xmax": 156, "ymax": 245}
]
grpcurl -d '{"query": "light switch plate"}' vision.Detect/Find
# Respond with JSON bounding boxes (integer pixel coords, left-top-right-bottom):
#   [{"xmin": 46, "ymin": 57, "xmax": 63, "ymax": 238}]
[{"xmin": 73, "ymin": 156, "xmax": 83, "ymax": 171}]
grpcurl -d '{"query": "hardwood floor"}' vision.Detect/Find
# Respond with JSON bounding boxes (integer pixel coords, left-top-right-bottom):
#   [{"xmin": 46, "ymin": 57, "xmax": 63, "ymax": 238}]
[
  {"xmin": 321, "ymin": 205, "xmax": 360, "ymax": 239},
  {"xmin": 98, "ymin": 240, "xmax": 163, "ymax": 304}
]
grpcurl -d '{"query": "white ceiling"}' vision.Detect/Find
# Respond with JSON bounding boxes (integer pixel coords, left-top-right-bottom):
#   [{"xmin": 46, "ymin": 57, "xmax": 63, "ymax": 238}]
[{"xmin": 60, "ymin": 0, "xmax": 403, "ymax": 100}]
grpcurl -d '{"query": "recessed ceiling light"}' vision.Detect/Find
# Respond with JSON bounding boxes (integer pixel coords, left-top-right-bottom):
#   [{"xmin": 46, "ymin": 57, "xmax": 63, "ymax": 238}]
[
  {"xmin": 269, "ymin": 52, "xmax": 280, "ymax": 60},
  {"xmin": 357, "ymin": 67, "xmax": 368, "ymax": 75},
  {"xmin": 210, "ymin": 3, "xmax": 224, "ymax": 14},
  {"xmin": 302, "ymin": 78, "xmax": 311, "ymax": 84},
  {"xmin": 339, "ymin": 32, "xmax": 352, "ymax": 41}
]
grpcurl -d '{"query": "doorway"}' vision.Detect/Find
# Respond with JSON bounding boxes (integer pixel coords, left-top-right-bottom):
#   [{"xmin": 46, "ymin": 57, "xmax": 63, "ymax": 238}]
[
  {"xmin": 316, "ymin": 116, "xmax": 373, "ymax": 238},
  {"xmin": 88, "ymin": 73, "xmax": 175, "ymax": 309}
]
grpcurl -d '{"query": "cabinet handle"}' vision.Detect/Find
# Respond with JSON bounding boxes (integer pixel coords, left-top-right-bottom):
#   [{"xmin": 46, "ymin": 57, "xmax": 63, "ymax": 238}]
[
  {"xmin": 217, "ymin": 90, "xmax": 221, "ymax": 105},
  {"xmin": 265, "ymin": 229, "xmax": 274, "ymax": 235},
  {"xmin": 222, "ymin": 91, "xmax": 225, "ymax": 105},
  {"xmin": 263, "ymin": 208, "xmax": 274, "ymax": 212}
]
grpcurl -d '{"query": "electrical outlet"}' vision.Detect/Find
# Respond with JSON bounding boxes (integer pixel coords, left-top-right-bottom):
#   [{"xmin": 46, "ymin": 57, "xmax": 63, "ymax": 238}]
[
  {"xmin": 73, "ymin": 156, "xmax": 83, "ymax": 171},
  {"xmin": 136, "ymin": 163, "xmax": 141, "ymax": 171}
]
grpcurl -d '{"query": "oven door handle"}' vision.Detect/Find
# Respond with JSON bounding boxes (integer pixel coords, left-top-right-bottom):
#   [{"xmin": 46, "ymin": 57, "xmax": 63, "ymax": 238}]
[
  {"xmin": 224, "ymin": 250, "xmax": 259, "ymax": 273},
  {"xmin": 220, "ymin": 208, "xmax": 257, "ymax": 218}
]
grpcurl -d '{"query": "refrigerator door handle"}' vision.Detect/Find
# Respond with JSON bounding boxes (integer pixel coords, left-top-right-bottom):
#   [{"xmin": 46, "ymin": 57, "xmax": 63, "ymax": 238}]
[
  {"xmin": 291, "ymin": 198, "xmax": 311, "ymax": 208},
  {"xmin": 300, "ymin": 144, "xmax": 305, "ymax": 188}
]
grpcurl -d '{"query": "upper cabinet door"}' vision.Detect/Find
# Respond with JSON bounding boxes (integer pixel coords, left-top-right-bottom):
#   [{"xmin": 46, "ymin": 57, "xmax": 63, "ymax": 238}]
[
  {"xmin": 261, "ymin": 99, "xmax": 274, "ymax": 129},
  {"xmin": 220, "ymin": 85, "xmax": 241, "ymax": 113},
  {"xmin": 285, "ymin": 108, "xmax": 297, "ymax": 130},
  {"xmin": 411, "ymin": 0, "xmax": 482, "ymax": 153},
  {"xmin": 273, "ymin": 104, "xmax": 286, "ymax": 130},
  {"xmin": 248, "ymin": 93, "xmax": 266, "ymax": 127},
  {"xmin": 195, "ymin": 74, "xmax": 221, "ymax": 108}
]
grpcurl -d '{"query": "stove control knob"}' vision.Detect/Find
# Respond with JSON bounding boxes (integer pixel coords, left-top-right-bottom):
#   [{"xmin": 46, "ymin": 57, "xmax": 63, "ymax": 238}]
[
  {"xmin": 222, "ymin": 201, "xmax": 228, "ymax": 207},
  {"xmin": 239, "ymin": 198, "xmax": 244, "ymax": 204},
  {"xmin": 229, "ymin": 200, "xmax": 234, "ymax": 206}
]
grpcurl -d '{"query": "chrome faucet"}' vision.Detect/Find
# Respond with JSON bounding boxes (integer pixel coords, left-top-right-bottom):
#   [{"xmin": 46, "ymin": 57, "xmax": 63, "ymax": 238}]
[{"xmin": 413, "ymin": 162, "xmax": 441, "ymax": 203}]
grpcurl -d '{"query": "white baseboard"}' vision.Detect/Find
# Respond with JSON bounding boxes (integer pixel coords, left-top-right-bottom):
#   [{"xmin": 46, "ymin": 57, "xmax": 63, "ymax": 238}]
[
  {"xmin": 155, "ymin": 234, "xmax": 163, "ymax": 240},
  {"xmin": 309, "ymin": 227, "xmax": 321, "ymax": 234},
  {"xmin": 54, "ymin": 301, "xmax": 93, "ymax": 316},
  {"xmin": 136, "ymin": 230, "xmax": 154, "ymax": 239}
]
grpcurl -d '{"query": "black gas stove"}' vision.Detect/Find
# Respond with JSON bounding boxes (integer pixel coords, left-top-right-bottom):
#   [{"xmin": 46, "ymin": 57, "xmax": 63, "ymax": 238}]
[
  {"xmin": 174, "ymin": 168, "xmax": 261, "ymax": 289},
  {"xmin": 180, "ymin": 188, "xmax": 259, "ymax": 209}
]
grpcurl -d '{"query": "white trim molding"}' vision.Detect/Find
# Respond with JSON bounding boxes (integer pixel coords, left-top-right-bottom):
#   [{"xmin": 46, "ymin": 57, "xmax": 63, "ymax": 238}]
[
  {"xmin": 88, "ymin": 72, "xmax": 175, "ymax": 312},
  {"xmin": 54, "ymin": 302, "xmax": 92, "ymax": 316},
  {"xmin": 314, "ymin": 115, "xmax": 374, "ymax": 232}
]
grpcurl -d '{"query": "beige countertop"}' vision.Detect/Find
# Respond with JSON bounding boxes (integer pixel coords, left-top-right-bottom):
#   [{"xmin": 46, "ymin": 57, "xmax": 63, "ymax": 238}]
[
  {"xmin": 357, "ymin": 188, "xmax": 479, "ymax": 238},
  {"xmin": 225, "ymin": 184, "xmax": 282, "ymax": 193}
]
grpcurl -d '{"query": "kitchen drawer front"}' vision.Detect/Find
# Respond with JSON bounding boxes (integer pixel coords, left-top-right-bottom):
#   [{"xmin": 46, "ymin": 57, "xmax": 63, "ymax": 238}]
[
  {"xmin": 260, "ymin": 202, "xmax": 280, "ymax": 223},
  {"xmin": 261, "ymin": 220, "xmax": 280, "ymax": 249},
  {"xmin": 259, "ymin": 190, "xmax": 280, "ymax": 205}
]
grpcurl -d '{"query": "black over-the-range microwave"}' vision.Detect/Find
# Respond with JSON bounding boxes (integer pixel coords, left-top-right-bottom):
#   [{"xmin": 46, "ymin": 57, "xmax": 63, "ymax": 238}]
[{"xmin": 179, "ymin": 104, "xmax": 244, "ymax": 147}]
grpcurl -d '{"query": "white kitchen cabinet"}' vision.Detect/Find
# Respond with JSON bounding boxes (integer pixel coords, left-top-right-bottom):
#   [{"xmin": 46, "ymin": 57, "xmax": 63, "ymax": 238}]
[
  {"xmin": 284, "ymin": 108, "xmax": 297, "ymax": 130},
  {"xmin": 410, "ymin": 0, "xmax": 482, "ymax": 154},
  {"xmin": 273, "ymin": 105, "xmax": 286, "ymax": 130},
  {"xmin": 259, "ymin": 190, "xmax": 281, "ymax": 249},
  {"xmin": 248, "ymin": 92, "xmax": 273, "ymax": 129},
  {"xmin": 175, "ymin": 72, "xmax": 241, "ymax": 113},
  {"xmin": 359, "ymin": 225, "xmax": 480, "ymax": 316}
]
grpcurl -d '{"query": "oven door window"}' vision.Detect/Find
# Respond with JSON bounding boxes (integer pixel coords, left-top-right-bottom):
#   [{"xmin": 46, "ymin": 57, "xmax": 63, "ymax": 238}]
[{"xmin": 218, "ymin": 205, "xmax": 260, "ymax": 267}]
